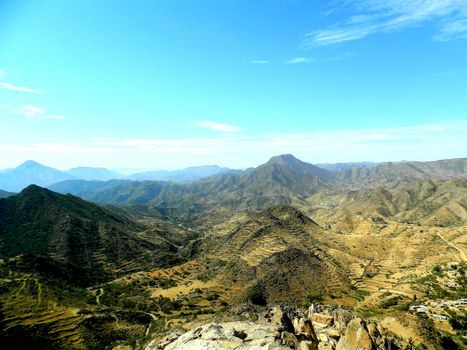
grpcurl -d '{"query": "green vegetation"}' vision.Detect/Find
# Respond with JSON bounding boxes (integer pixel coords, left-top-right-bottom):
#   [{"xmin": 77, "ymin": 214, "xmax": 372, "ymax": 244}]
[
  {"xmin": 306, "ymin": 290, "xmax": 324, "ymax": 303},
  {"xmin": 350, "ymin": 289, "xmax": 370, "ymax": 301},
  {"xmin": 380, "ymin": 295, "xmax": 402, "ymax": 309},
  {"xmin": 246, "ymin": 285, "xmax": 267, "ymax": 306}
]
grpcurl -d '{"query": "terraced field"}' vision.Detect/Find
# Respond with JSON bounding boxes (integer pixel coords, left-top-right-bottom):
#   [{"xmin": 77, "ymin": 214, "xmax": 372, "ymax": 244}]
[{"xmin": 0, "ymin": 273, "xmax": 86, "ymax": 349}]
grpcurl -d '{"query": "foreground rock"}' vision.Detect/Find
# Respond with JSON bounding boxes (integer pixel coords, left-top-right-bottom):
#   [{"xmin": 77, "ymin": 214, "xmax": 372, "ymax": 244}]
[
  {"xmin": 146, "ymin": 321, "xmax": 289, "ymax": 350},
  {"xmin": 145, "ymin": 305, "xmax": 410, "ymax": 350}
]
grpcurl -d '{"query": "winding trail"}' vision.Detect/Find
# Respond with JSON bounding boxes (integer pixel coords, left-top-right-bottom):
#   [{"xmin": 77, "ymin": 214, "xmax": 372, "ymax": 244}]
[{"xmin": 437, "ymin": 232, "xmax": 466, "ymax": 262}]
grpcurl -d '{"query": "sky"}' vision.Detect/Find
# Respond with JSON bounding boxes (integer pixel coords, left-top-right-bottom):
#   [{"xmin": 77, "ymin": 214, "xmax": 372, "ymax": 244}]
[{"xmin": 0, "ymin": 0, "xmax": 466, "ymax": 170}]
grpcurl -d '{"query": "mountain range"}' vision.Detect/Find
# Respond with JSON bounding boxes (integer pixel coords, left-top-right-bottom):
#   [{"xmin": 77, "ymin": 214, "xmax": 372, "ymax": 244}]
[
  {"xmin": 48, "ymin": 155, "xmax": 467, "ymax": 212},
  {"xmin": 0, "ymin": 161, "xmax": 236, "ymax": 192}
]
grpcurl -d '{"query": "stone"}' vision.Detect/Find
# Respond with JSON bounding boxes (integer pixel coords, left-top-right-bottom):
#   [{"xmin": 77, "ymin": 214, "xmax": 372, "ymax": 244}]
[
  {"xmin": 303, "ymin": 319, "xmax": 319, "ymax": 343},
  {"xmin": 149, "ymin": 321, "xmax": 286, "ymax": 350},
  {"xmin": 335, "ymin": 318, "xmax": 374, "ymax": 350},
  {"xmin": 312, "ymin": 313, "xmax": 334, "ymax": 327},
  {"xmin": 281, "ymin": 331, "xmax": 300, "ymax": 348},
  {"xmin": 326, "ymin": 328, "xmax": 340, "ymax": 340},
  {"xmin": 331, "ymin": 309, "xmax": 354, "ymax": 334},
  {"xmin": 300, "ymin": 340, "xmax": 318, "ymax": 350},
  {"xmin": 366, "ymin": 323, "xmax": 380, "ymax": 339}
]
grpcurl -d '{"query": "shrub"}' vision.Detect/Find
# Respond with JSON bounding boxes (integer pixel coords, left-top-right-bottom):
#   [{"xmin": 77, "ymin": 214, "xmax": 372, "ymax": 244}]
[
  {"xmin": 246, "ymin": 285, "xmax": 267, "ymax": 306},
  {"xmin": 306, "ymin": 291, "xmax": 324, "ymax": 303}
]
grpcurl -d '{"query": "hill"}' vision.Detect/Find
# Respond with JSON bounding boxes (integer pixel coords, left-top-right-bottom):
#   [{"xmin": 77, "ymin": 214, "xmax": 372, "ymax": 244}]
[
  {"xmin": 127, "ymin": 165, "xmax": 234, "ymax": 182},
  {"xmin": 188, "ymin": 205, "xmax": 351, "ymax": 304},
  {"xmin": 0, "ymin": 185, "xmax": 199, "ymax": 349},
  {"xmin": 0, "ymin": 185, "xmax": 185, "ymax": 284},
  {"xmin": 305, "ymin": 178, "xmax": 467, "ymax": 230},
  {"xmin": 0, "ymin": 189, "xmax": 14, "ymax": 198},
  {"xmin": 316, "ymin": 161, "xmax": 378, "ymax": 172},
  {"xmin": 0, "ymin": 160, "xmax": 76, "ymax": 192},
  {"xmin": 66, "ymin": 167, "xmax": 123, "ymax": 181},
  {"xmin": 335, "ymin": 158, "xmax": 467, "ymax": 189}
]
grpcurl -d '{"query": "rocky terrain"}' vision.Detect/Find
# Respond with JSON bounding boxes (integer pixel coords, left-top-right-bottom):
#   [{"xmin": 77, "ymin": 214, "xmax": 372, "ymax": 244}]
[{"xmin": 144, "ymin": 304, "xmax": 416, "ymax": 350}]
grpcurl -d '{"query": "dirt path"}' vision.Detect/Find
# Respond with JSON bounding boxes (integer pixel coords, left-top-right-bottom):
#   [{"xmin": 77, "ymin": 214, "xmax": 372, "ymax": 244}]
[{"xmin": 437, "ymin": 232, "xmax": 466, "ymax": 262}]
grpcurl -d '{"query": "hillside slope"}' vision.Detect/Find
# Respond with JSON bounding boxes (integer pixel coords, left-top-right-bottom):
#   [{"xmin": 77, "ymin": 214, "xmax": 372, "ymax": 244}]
[
  {"xmin": 306, "ymin": 178, "xmax": 467, "ymax": 230},
  {"xmin": 190, "ymin": 205, "xmax": 351, "ymax": 304},
  {"xmin": 0, "ymin": 185, "xmax": 183, "ymax": 284}
]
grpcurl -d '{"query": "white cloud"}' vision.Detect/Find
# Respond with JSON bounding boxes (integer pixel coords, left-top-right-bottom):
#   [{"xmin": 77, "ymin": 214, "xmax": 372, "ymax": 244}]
[
  {"xmin": 306, "ymin": 0, "xmax": 467, "ymax": 46},
  {"xmin": 20, "ymin": 104, "xmax": 65, "ymax": 120},
  {"xmin": 250, "ymin": 60, "xmax": 269, "ymax": 64},
  {"xmin": 194, "ymin": 120, "xmax": 241, "ymax": 133},
  {"xmin": 284, "ymin": 57, "xmax": 314, "ymax": 64},
  {"xmin": 0, "ymin": 82, "xmax": 40, "ymax": 93},
  {"xmin": 21, "ymin": 105, "xmax": 45, "ymax": 118}
]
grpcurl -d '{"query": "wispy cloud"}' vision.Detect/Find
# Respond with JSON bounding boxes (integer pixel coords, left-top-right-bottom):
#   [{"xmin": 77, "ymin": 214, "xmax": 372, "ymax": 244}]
[
  {"xmin": 306, "ymin": 0, "xmax": 467, "ymax": 46},
  {"xmin": 249, "ymin": 60, "xmax": 269, "ymax": 64},
  {"xmin": 326, "ymin": 52, "xmax": 358, "ymax": 61},
  {"xmin": 21, "ymin": 105, "xmax": 44, "ymax": 118},
  {"xmin": 194, "ymin": 120, "xmax": 240, "ymax": 133},
  {"xmin": 284, "ymin": 57, "xmax": 314, "ymax": 64},
  {"xmin": 0, "ymin": 82, "xmax": 40, "ymax": 93},
  {"xmin": 20, "ymin": 105, "xmax": 65, "ymax": 120}
]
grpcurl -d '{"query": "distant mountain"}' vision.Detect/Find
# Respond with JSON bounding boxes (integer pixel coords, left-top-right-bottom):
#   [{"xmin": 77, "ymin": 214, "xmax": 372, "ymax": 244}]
[
  {"xmin": 335, "ymin": 158, "xmax": 467, "ymax": 189},
  {"xmin": 193, "ymin": 154, "xmax": 334, "ymax": 204},
  {"xmin": 307, "ymin": 178, "xmax": 467, "ymax": 229},
  {"xmin": 316, "ymin": 161, "xmax": 377, "ymax": 172},
  {"xmin": 50, "ymin": 154, "xmax": 334, "ymax": 209},
  {"xmin": 0, "ymin": 189, "xmax": 14, "ymax": 198},
  {"xmin": 127, "ymin": 165, "xmax": 234, "ymax": 182},
  {"xmin": 48, "ymin": 155, "xmax": 467, "ymax": 211},
  {"xmin": 0, "ymin": 185, "xmax": 185, "ymax": 285},
  {"xmin": 50, "ymin": 179, "xmax": 184, "ymax": 206},
  {"xmin": 66, "ymin": 166, "xmax": 123, "ymax": 181},
  {"xmin": 0, "ymin": 160, "xmax": 76, "ymax": 192}
]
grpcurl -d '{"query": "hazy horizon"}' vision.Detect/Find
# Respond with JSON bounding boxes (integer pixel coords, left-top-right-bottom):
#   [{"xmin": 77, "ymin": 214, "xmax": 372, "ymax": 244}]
[{"xmin": 2, "ymin": 153, "xmax": 466, "ymax": 174}]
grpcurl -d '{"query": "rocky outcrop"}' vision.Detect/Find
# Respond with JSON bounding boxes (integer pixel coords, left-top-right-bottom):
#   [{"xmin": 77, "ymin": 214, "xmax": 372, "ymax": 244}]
[
  {"xmin": 335, "ymin": 318, "xmax": 373, "ymax": 350},
  {"xmin": 145, "ymin": 305, "xmax": 409, "ymax": 350},
  {"xmin": 145, "ymin": 322, "xmax": 286, "ymax": 350}
]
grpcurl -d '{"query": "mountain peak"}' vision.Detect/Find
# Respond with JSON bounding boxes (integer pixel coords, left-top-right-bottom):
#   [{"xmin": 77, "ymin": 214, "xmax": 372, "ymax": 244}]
[
  {"xmin": 18, "ymin": 184, "xmax": 59, "ymax": 201},
  {"xmin": 267, "ymin": 154, "xmax": 302, "ymax": 165},
  {"xmin": 17, "ymin": 160, "xmax": 44, "ymax": 169}
]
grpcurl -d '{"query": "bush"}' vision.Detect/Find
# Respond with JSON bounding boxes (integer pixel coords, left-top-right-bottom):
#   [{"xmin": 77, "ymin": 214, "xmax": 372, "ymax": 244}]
[
  {"xmin": 306, "ymin": 291, "xmax": 324, "ymax": 303},
  {"xmin": 380, "ymin": 296, "xmax": 401, "ymax": 309},
  {"xmin": 246, "ymin": 285, "xmax": 267, "ymax": 306},
  {"xmin": 448, "ymin": 313, "xmax": 467, "ymax": 331},
  {"xmin": 206, "ymin": 293, "xmax": 220, "ymax": 301}
]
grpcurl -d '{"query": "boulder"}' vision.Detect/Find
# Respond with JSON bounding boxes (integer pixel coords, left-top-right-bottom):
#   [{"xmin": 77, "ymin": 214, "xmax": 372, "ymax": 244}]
[
  {"xmin": 300, "ymin": 340, "xmax": 318, "ymax": 350},
  {"xmin": 312, "ymin": 313, "xmax": 334, "ymax": 327},
  {"xmin": 281, "ymin": 331, "xmax": 300, "ymax": 348},
  {"xmin": 331, "ymin": 309, "xmax": 354, "ymax": 334},
  {"xmin": 336, "ymin": 318, "xmax": 374, "ymax": 350},
  {"xmin": 146, "ymin": 321, "xmax": 290, "ymax": 350}
]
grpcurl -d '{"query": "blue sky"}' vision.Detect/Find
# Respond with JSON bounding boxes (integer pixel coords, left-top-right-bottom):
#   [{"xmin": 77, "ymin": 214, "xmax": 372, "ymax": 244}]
[{"xmin": 0, "ymin": 0, "xmax": 466, "ymax": 170}]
